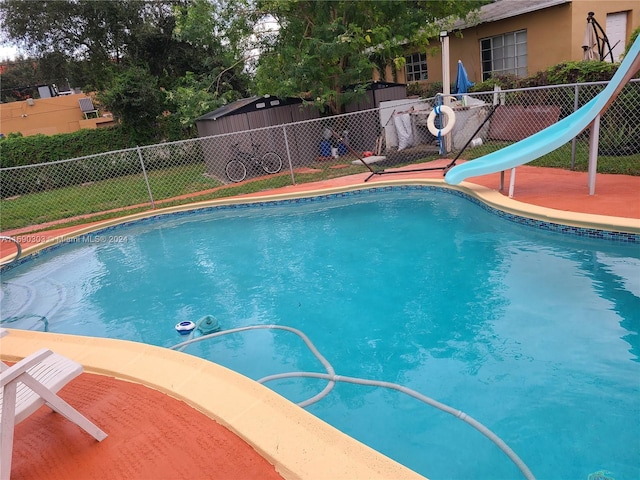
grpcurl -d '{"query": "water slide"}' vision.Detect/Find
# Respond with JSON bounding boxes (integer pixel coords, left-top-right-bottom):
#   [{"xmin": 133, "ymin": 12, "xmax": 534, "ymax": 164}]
[{"xmin": 444, "ymin": 37, "xmax": 640, "ymax": 185}]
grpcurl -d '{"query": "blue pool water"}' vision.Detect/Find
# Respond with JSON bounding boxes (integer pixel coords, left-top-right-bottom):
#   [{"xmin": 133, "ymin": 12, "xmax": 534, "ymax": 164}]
[{"xmin": 2, "ymin": 188, "xmax": 639, "ymax": 480}]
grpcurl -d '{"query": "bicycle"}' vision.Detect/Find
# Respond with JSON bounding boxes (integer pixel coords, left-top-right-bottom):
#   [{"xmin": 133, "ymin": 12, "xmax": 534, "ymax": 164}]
[{"xmin": 225, "ymin": 143, "xmax": 283, "ymax": 183}]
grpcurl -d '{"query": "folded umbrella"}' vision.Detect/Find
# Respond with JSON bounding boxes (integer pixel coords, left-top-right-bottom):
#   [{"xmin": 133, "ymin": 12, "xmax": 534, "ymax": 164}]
[{"xmin": 454, "ymin": 60, "xmax": 474, "ymax": 95}]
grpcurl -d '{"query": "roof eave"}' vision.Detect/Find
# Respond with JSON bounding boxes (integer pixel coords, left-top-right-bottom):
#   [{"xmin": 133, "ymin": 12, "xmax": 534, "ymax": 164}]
[{"xmin": 452, "ymin": 0, "xmax": 572, "ymax": 30}]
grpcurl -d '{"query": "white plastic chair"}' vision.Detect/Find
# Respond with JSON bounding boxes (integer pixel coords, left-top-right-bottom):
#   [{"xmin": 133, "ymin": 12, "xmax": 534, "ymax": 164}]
[{"xmin": 0, "ymin": 347, "xmax": 107, "ymax": 480}]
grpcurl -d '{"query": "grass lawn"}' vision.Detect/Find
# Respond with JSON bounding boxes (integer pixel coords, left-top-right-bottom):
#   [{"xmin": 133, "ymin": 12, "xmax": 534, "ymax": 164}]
[
  {"xmin": 1, "ymin": 164, "xmax": 221, "ymax": 231},
  {"xmin": 463, "ymin": 141, "xmax": 640, "ymax": 175},
  {"xmin": 1, "ymin": 146, "xmax": 637, "ymax": 232}
]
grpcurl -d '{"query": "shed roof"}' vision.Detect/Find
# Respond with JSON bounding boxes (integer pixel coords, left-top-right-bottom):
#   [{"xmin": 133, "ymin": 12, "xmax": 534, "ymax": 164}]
[
  {"xmin": 196, "ymin": 82, "xmax": 406, "ymax": 122},
  {"xmin": 196, "ymin": 95, "xmax": 305, "ymax": 122},
  {"xmin": 362, "ymin": 80, "xmax": 406, "ymax": 90}
]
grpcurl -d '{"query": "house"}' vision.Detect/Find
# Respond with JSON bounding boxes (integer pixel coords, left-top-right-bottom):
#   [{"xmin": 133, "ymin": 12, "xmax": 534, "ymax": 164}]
[
  {"xmin": 0, "ymin": 92, "xmax": 114, "ymax": 137},
  {"xmin": 385, "ymin": 0, "xmax": 639, "ymax": 89}
]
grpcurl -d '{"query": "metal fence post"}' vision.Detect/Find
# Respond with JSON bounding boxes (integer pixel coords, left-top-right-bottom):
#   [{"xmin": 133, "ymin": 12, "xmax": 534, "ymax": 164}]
[
  {"xmin": 137, "ymin": 146, "xmax": 155, "ymax": 208},
  {"xmin": 587, "ymin": 115, "xmax": 601, "ymax": 195},
  {"xmin": 570, "ymin": 84, "xmax": 579, "ymax": 170},
  {"xmin": 282, "ymin": 124, "xmax": 296, "ymax": 185}
]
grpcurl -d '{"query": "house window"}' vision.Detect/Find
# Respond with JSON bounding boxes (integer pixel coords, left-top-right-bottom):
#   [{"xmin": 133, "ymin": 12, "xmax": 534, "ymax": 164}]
[
  {"xmin": 405, "ymin": 52, "xmax": 427, "ymax": 82},
  {"xmin": 481, "ymin": 30, "xmax": 527, "ymax": 80}
]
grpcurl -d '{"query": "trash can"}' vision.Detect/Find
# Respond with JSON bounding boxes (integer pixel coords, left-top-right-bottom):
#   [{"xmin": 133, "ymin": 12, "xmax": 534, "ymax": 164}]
[{"xmin": 320, "ymin": 140, "xmax": 332, "ymax": 157}]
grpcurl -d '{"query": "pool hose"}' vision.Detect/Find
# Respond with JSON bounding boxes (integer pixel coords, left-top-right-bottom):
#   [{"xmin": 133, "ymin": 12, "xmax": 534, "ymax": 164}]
[{"xmin": 171, "ymin": 324, "xmax": 535, "ymax": 480}]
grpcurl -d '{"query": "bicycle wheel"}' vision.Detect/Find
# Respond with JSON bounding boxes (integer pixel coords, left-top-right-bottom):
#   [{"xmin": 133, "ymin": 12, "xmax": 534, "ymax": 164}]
[
  {"xmin": 225, "ymin": 159, "xmax": 247, "ymax": 182},
  {"xmin": 260, "ymin": 152, "xmax": 283, "ymax": 174}
]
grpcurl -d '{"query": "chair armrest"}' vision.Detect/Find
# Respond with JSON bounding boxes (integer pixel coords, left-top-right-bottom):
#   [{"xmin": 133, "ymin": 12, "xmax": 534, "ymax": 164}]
[{"xmin": 0, "ymin": 349, "xmax": 54, "ymax": 386}]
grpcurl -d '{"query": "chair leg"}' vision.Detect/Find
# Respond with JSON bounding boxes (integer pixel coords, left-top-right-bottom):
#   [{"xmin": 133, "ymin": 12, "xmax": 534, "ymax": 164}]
[
  {"xmin": 21, "ymin": 374, "xmax": 107, "ymax": 441},
  {"xmin": 1, "ymin": 382, "xmax": 18, "ymax": 480}
]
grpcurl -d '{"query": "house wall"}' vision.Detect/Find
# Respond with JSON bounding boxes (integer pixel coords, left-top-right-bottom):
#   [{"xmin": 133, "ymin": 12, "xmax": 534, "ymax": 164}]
[
  {"xmin": 570, "ymin": 0, "xmax": 639, "ymax": 60},
  {"xmin": 440, "ymin": 3, "xmax": 575, "ymax": 84},
  {"xmin": 391, "ymin": 0, "xmax": 639, "ymax": 88},
  {"xmin": 0, "ymin": 93, "xmax": 114, "ymax": 137}
]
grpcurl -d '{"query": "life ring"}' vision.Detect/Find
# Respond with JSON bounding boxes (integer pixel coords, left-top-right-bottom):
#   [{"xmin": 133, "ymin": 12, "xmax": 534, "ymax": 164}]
[
  {"xmin": 175, "ymin": 320, "xmax": 196, "ymax": 335},
  {"xmin": 427, "ymin": 105, "xmax": 456, "ymax": 136},
  {"xmin": 197, "ymin": 315, "xmax": 220, "ymax": 335}
]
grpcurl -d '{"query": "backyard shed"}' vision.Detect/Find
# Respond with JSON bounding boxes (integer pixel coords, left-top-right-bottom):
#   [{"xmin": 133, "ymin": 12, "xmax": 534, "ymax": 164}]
[
  {"xmin": 344, "ymin": 81, "xmax": 408, "ymax": 112},
  {"xmin": 195, "ymin": 95, "xmax": 322, "ymax": 182},
  {"xmin": 195, "ymin": 95, "xmax": 320, "ymax": 137},
  {"xmin": 194, "ymin": 84, "xmax": 407, "ymax": 183},
  {"xmin": 194, "ymin": 83, "xmax": 407, "ymax": 138}
]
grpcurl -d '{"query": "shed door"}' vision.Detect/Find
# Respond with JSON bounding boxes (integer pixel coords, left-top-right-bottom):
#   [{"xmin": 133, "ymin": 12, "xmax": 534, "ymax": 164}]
[{"xmin": 606, "ymin": 12, "xmax": 627, "ymax": 62}]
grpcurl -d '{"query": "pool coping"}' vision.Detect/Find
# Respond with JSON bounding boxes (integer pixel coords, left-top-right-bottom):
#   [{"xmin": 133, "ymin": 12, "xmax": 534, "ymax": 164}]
[
  {"xmin": 0, "ymin": 328, "xmax": 424, "ymax": 480},
  {"xmin": 1, "ymin": 177, "xmax": 639, "ymax": 480},
  {"xmin": 3, "ymin": 178, "xmax": 639, "ymax": 266}
]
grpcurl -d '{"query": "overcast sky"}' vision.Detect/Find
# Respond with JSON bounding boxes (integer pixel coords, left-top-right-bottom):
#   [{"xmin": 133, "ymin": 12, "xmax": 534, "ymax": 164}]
[{"xmin": 0, "ymin": 45, "xmax": 18, "ymax": 60}]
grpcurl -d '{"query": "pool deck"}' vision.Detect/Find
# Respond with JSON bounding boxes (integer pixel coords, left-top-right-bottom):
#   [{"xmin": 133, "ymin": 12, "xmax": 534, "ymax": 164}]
[{"xmin": 1, "ymin": 161, "xmax": 639, "ymax": 480}]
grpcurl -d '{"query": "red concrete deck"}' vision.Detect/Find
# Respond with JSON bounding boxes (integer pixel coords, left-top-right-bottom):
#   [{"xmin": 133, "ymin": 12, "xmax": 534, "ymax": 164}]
[
  {"xmin": 8, "ymin": 373, "xmax": 283, "ymax": 480},
  {"xmin": 2, "ymin": 162, "xmax": 640, "ymax": 480}
]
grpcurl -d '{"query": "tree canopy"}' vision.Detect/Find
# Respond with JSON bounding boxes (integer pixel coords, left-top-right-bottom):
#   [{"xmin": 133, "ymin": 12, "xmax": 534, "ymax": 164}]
[
  {"xmin": 0, "ymin": 0, "xmax": 253, "ymax": 138},
  {"xmin": 253, "ymin": 0, "xmax": 487, "ymax": 114},
  {"xmin": 1, "ymin": 0, "xmax": 488, "ymax": 135},
  {"xmin": 0, "ymin": 0, "xmax": 249, "ymax": 88}
]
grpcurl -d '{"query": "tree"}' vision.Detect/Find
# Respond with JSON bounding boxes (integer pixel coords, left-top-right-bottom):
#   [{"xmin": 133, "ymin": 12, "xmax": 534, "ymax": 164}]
[
  {"xmin": 0, "ymin": 0, "xmax": 253, "ymax": 138},
  {"xmin": 0, "ymin": 57, "xmax": 37, "ymax": 102},
  {"xmin": 253, "ymin": 0, "xmax": 488, "ymax": 114},
  {"xmin": 162, "ymin": 0, "xmax": 253, "ymax": 134},
  {"xmin": 0, "ymin": 0, "xmax": 256, "ymax": 141},
  {"xmin": 0, "ymin": 0, "xmax": 229, "ymax": 90},
  {"xmin": 0, "ymin": 0, "xmax": 148, "ymax": 89},
  {"xmin": 97, "ymin": 65, "xmax": 164, "ymax": 142}
]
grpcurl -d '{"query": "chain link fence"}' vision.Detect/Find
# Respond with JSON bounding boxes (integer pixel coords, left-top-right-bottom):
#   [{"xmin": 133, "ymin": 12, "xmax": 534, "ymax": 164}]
[{"xmin": 2, "ymin": 80, "xmax": 638, "ymax": 232}]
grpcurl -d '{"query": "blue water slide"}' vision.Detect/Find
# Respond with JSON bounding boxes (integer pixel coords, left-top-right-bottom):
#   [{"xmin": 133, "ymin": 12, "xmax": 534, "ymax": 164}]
[{"xmin": 445, "ymin": 37, "xmax": 640, "ymax": 185}]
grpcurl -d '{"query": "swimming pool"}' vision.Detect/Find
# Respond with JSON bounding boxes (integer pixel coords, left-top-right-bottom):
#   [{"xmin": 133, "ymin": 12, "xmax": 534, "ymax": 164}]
[{"xmin": 2, "ymin": 186, "xmax": 639, "ymax": 480}]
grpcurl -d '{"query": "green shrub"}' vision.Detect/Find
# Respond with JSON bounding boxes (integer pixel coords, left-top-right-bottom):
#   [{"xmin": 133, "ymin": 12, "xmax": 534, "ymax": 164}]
[
  {"xmin": 622, "ymin": 26, "xmax": 640, "ymax": 58},
  {"xmin": 406, "ymin": 81, "xmax": 443, "ymax": 99},
  {"xmin": 0, "ymin": 125, "xmax": 140, "ymax": 168},
  {"xmin": 470, "ymin": 61, "xmax": 620, "ymax": 92},
  {"xmin": 0, "ymin": 122, "xmax": 205, "ymax": 198}
]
